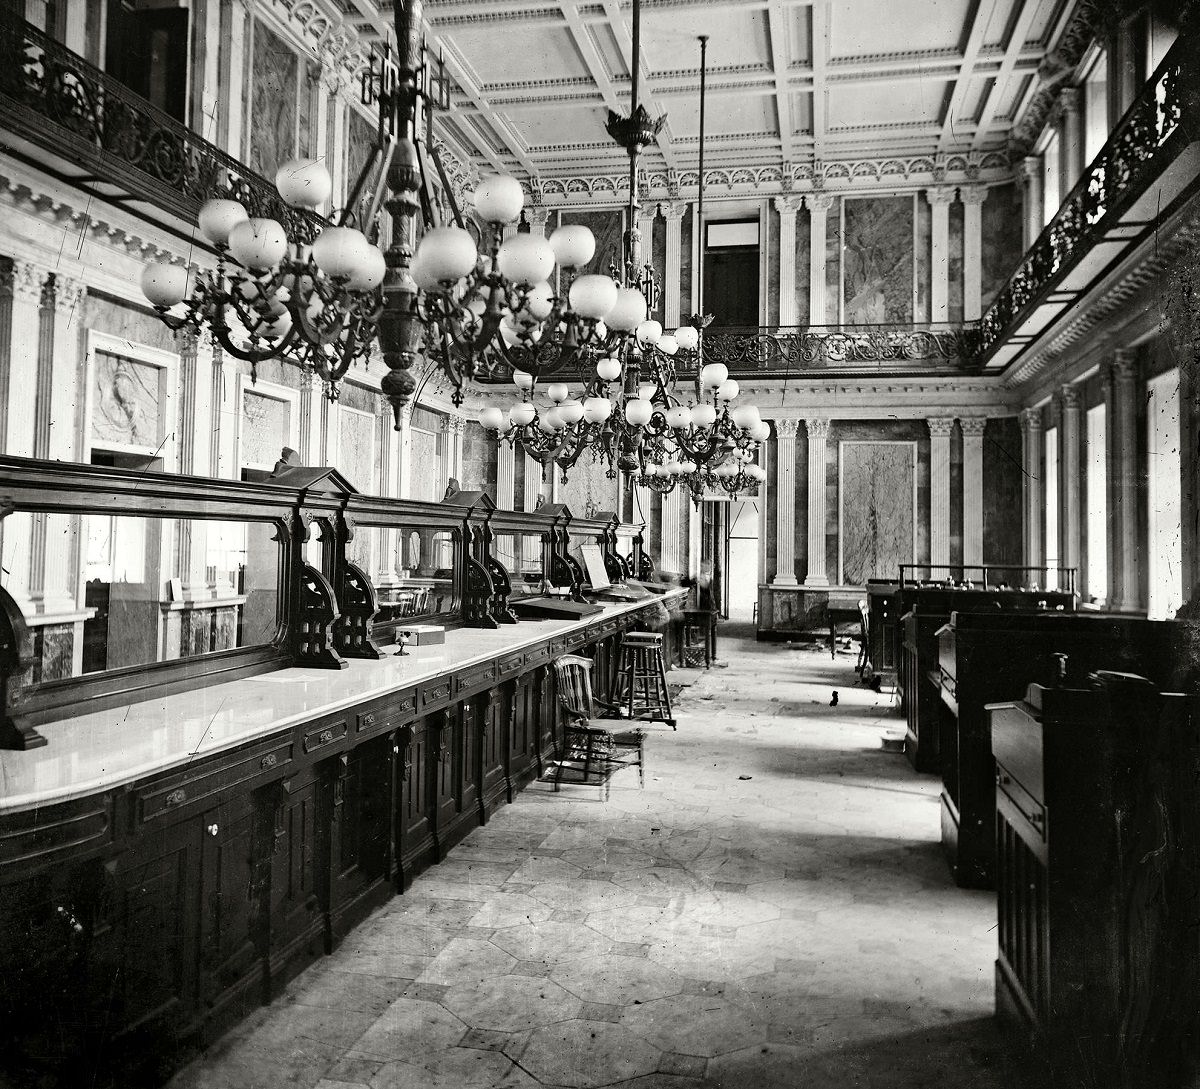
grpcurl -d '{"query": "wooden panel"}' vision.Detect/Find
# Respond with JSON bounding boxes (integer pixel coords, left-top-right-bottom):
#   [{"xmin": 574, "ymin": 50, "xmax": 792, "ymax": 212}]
[
  {"xmin": 419, "ymin": 678, "xmax": 452, "ymax": 711},
  {"xmin": 302, "ymin": 718, "xmax": 348, "ymax": 755},
  {"xmin": 0, "ymin": 796, "xmax": 113, "ymax": 870},
  {"xmin": 455, "ymin": 661, "xmax": 496, "ymax": 696}
]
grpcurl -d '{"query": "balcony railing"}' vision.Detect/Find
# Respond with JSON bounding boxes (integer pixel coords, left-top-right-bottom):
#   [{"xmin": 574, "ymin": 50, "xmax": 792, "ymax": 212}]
[
  {"xmin": 0, "ymin": 13, "xmax": 323, "ymax": 243},
  {"xmin": 977, "ymin": 30, "xmax": 1197, "ymax": 363}
]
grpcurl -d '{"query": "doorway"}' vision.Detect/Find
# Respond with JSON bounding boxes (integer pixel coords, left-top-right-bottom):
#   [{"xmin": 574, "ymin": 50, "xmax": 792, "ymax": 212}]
[
  {"xmin": 703, "ymin": 220, "xmax": 760, "ymax": 327},
  {"xmin": 105, "ymin": 0, "xmax": 189, "ymax": 120},
  {"xmin": 725, "ymin": 498, "xmax": 760, "ymax": 621}
]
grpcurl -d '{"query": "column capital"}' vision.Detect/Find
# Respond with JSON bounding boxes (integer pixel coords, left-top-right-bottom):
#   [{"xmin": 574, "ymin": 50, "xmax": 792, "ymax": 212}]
[
  {"xmin": 1020, "ymin": 155, "xmax": 1041, "ymax": 182},
  {"xmin": 775, "ymin": 417, "xmax": 801, "ymax": 439},
  {"xmin": 804, "ymin": 417, "xmax": 830, "ymax": 440},
  {"xmin": 1112, "ymin": 347, "xmax": 1137, "ymax": 381},
  {"xmin": 959, "ymin": 184, "xmax": 988, "ymax": 206},
  {"xmin": 959, "ymin": 416, "xmax": 988, "ymax": 437},
  {"xmin": 773, "ymin": 194, "xmax": 804, "ymax": 216},
  {"xmin": 807, "ymin": 192, "xmax": 835, "ymax": 214},
  {"xmin": 660, "ymin": 199, "xmax": 688, "ymax": 222},
  {"xmin": 0, "ymin": 259, "xmax": 50, "ymax": 305},
  {"xmin": 526, "ymin": 207, "xmax": 551, "ymax": 234},
  {"xmin": 52, "ymin": 275, "xmax": 87, "ymax": 316},
  {"xmin": 927, "ymin": 416, "xmax": 955, "ymax": 437},
  {"xmin": 1058, "ymin": 84, "xmax": 1081, "ymax": 115},
  {"xmin": 1020, "ymin": 406, "xmax": 1043, "ymax": 433},
  {"xmin": 926, "ymin": 186, "xmax": 957, "ymax": 207},
  {"xmin": 1060, "ymin": 383, "xmax": 1082, "ymax": 411}
]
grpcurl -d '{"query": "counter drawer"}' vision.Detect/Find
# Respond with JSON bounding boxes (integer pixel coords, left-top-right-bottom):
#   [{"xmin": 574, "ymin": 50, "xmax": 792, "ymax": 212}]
[
  {"xmin": 137, "ymin": 736, "xmax": 294, "ymax": 823},
  {"xmin": 498, "ymin": 652, "xmax": 525, "ymax": 677},
  {"xmin": 456, "ymin": 662, "xmax": 496, "ymax": 695},
  {"xmin": 358, "ymin": 691, "xmax": 417, "ymax": 734},
  {"xmin": 419, "ymin": 679, "xmax": 453, "ymax": 711},
  {"xmin": 524, "ymin": 645, "xmax": 551, "ymax": 666},
  {"xmin": 303, "ymin": 718, "xmax": 348, "ymax": 754},
  {"xmin": 0, "ymin": 796, "xmax": 114, "ymax": 870}
]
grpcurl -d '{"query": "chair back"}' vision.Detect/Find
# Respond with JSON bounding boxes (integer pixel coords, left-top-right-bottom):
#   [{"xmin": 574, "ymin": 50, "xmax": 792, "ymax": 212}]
[{"xmin": 553, "ymin": 654, "xmax": 595, "ymax": 720}]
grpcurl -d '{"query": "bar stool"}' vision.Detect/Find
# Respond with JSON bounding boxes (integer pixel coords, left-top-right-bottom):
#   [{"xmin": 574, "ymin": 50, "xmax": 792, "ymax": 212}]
[{"xmin": 611, "ymin": 632, "xmax": 676, "ymax": 730}]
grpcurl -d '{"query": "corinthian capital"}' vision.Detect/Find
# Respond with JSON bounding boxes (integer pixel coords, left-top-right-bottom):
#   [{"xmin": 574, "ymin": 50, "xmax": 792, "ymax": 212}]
[
  {"xmin": 1, "ymin": 259, "xmax": 49, "ymax": 305},
  {"xmin": 775, "ymin": 418, "xmax": 801, "ymax": 439},
  {"xmin": 804, "ymin": 418, "xmax": 830, "ymax": 439}
]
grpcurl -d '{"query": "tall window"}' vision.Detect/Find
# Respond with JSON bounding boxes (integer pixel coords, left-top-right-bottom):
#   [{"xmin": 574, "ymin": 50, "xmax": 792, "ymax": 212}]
[
  {"xmin": 1083, "ymin": 51, "xmax": 1109, "ymax": 164},
  {"xmin": 1041, "ymin": 131, "xmax": 1061, "ymax": 226},
  {"xmin": 1085, "ymin": 405, "xmax": 1107, "ymax": 602},
  {"xmin": 1045, "ymin": 426, "xmax": 1059, "ymax": 590},
  {"xmin": 1147, "ymin": 369, "xmax": 1183, "ymax": 619}
]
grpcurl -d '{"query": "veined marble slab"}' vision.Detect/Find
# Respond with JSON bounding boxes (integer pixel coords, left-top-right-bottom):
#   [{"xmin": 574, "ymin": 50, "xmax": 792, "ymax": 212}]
[{"xmin": 0, "ymin": 591, "xmax": 684, "ymax": 813}]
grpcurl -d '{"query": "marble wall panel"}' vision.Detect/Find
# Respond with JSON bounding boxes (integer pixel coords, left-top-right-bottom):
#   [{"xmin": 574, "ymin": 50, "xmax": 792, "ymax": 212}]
[
  {"xmin": 915, "ymin": 197, "xmax": 931, "ymax": 323},
  {"xmin": 652, "ymin": 217, "xmax": 667, "ymax": 325},
  {"xmin": 794, "ymin": 212, "xmax": 811, "ymax": 326},
  {"xmin": 981, "ymin": 182, "xmax": 1023, "ymax": 311},
  {"xmin": 249, "ymin": 21, "xmax": 297, "ymax": 178},
  {"xmin": 241, "ymin": 390, "xmax": 292, "ymax": 469},
  {"xmin": 825, "ymin": 198, "xmax": 841, "ymax": 324},
  {"xmin": 948, "ymin": 202, "xmax": 964, "ymax": 323},
  {"xmin": 460, "ymin": 420, "xmax": 496, "ymax": 496},
  {"xmin": 33, "ymin": 623, "xmax": 74, "ymax": 684},
  {"xmin": 215, "ymin": 606, "xmax": 239, "ymax": 650},
  {"xmin": 767, "ymin": 205, "xmax": 780, "ymax": 327},
  {"xmin": 92, "ymin": 352, "xmax": 161, "ymax": 449},
  {"xmin": 557, "ymin": 457, "xmax": 619, "ymax": 519},
  {"xmin": 85, "ymin": 295, "xmax": 178, "ymax": 353},
  {"xmin": 839, "ymin": 442, "xmax": 915, "ymax": 584},
  {"xmin": 680, "ymin": 211, "xmax": 693, "ymax": 319},
  {"xmin": 338, "ymin": 406, "xmax": 378, "ymax": 493},
  {"xmin": 842, "ymin": 197, "xmax": 914, "ymax": 324},
  {"xmin": 409, "ymin": 426, "xmax": 442, "ymax": 501},
  {"xmin": 345, "ymin": 108, "xmax": 376, "ymax": 211},
  {"xmin": 983, "ymin": 416, "xmax": 1023, "ymax": 577},
  {"xmin": 559, "ymin": 210, "xmax": 624, "ymax": 279}
]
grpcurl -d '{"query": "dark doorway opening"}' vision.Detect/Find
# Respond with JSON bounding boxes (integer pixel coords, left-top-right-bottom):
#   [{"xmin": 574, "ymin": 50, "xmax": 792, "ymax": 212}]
[
  {"xmin": 702, "ymin": 221, "xmax": 759, "ymax": 327},
  {"xmin": 105, "ymin": 0, "xmax": 189, "ymax": 121}
]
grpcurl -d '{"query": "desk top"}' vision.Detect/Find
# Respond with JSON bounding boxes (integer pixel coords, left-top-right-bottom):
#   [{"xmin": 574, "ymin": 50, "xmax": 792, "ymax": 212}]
[{"xmin": 0, "ymin": 591, "xmax": 684, "ymax": 814}]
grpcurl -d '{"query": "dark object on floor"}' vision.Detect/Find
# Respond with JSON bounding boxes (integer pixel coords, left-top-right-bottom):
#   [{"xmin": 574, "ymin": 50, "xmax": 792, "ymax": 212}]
[
  {"xmin": 881, "ymin": 732, "xmax": 906, "ymax": 753},
  {"xmin": 869, "ymin": 675, "xmax": 883, "ymax": 693},
  {"xmin": 830, "ymin": 691, "xmax": 839, "ymax": 706},
  {"xmin": 738, "ymin": 775, "xmax": 752, "ymax": 780}
]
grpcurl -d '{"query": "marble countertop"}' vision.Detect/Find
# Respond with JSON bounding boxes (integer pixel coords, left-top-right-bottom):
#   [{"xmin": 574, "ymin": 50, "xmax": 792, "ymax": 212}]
[{"xmin": 0, "ymin": 591, "xmax": 684, "ymax": 814}]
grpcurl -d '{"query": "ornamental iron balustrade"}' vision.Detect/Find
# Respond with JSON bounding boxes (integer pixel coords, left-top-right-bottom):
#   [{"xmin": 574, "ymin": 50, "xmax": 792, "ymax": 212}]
[
  {"xmin": 0, "ymin": 13, "xmax": 324, "ymax": 244},
  {"xmin": 977, "ymin": 31, "xmax": 1195, "ymax": 361}
]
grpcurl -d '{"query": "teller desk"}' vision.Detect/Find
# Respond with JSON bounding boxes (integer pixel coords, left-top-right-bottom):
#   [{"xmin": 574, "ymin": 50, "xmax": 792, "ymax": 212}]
[
  {"xmin": 934, "ymin": 612, "xmax": 1194, "ymax": 888},
  {"xmin": 897, "ymin": 587, "xmax": 1076, "ymax": 774},
  {"xmin": 987, "ymin": 675, "xmax": 1200, "ymax": 1087}
]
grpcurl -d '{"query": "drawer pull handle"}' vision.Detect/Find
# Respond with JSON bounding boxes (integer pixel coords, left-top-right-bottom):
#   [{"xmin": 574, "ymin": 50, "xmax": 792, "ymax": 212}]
[
  {"xmin": 316, "ymin": 728, "xmax": 334, "ymax": 746},
  {"xmin": 261, "ymin": 754, "xmax": 278, "ymax": 770},
  {"xmin": 165, "ymin": 788, "xmax": 187, "ymax": 808},
  {"xmin": 207, "ymin": 823, "xmax": 219, "ymax": 837}
]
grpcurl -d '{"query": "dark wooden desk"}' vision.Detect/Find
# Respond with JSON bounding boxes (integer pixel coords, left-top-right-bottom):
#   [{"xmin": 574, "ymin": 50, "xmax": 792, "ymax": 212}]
[
  {"xmin": 935, "ymin": 612, "xmax": 1185, "ymax": 888},
  {"xmin": 988, "ymin": 676, "xmax": 1200, "ymax": 1086},
  {"xmin": 865, "ymin": 580, "xmax": 899, "ymax": 683}
]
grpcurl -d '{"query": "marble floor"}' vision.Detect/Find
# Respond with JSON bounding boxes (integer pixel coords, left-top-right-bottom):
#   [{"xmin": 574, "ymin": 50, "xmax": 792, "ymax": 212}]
[{"xmin": 169, "ymin": 629, "xmax": 1043, "ymax": 1089}]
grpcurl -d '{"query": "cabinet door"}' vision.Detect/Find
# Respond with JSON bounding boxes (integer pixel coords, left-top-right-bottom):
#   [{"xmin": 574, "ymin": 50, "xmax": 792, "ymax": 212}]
[
  {"xmin": 198, "ymin": 793, "xmax": 261, "ymax": 1020},
  {"xmin": 457, "ymin": 698, "xmax": 481, "ymax": 823},
  {"xmin": 397, "ymin": 719, "xmax": 434, "ymax": 884},
  {"xmin": 431, "ymin": 709, "xmax": 457, "ymax": 855},
  {"xmin": 263, "ymin": 771, "xmax": 324, "ymax": 989},
  {"xmin": 508, "ymin": 672, "xmax": 539, "ymax": 790},
  {"xmin": 479, "ymin": 687, "xmax": 506, "ymax": 818}
]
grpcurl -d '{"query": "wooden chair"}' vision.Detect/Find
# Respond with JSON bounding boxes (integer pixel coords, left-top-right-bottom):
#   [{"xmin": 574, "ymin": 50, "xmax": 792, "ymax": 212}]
[{"xmin": 551, "ymin": 655, "xmax": 644, "ymax": 798}]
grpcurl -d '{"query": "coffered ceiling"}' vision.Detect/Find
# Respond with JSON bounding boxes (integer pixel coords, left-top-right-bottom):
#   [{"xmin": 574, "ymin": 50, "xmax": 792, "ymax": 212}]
[{"xmin": 337, "ymin": 0, "xmax": 1083, "ymax": 196}]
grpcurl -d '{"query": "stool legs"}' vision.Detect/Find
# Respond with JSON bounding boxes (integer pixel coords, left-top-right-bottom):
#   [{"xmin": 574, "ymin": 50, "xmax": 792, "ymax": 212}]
[{"xmin": 613, "ymin": 637, "xmax": 676, "ymax": 730}]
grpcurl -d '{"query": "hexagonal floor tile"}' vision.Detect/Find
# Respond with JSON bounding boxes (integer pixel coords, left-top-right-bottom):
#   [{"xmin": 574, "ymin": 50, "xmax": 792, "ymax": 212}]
[
  {"xmin": 346, "ymin": 998, "xmax": 466, "ymax": 1061},
  {"xmin": 506, "ymin": 855, "xmax": 584, "ymax": 885},
  {"xmin": 467, "ymin": 891, "xmax": 554, "ymax": 929},
  {"xmin": 416, "ymin": 937, "xmax": 516, "ymax": 986},
  {"xmin": 369, "ymin": 1046, "xmax": 519, "ymax": 1088},
  {"xmin": 677, "ymin": 890, "xmax": 780, "ymax": 929},
  {"xmin": 619, "ymin": 993, "xmax": 769, "ymax": 1057},
  {"xmin": 515, "ymin": 1019, "xmax": 662, "ymax": 1089},
  {"xmin": 550, "ymin": 953, "xmax": 685, "ymax": 1006},
  {"xmin": 442, "ymin": 975, "xmax": 582, "ymax": 1033},
  {"xmin": 644, "ymin": 937, "xmax": 778, "ymax": 982},
  {"xmin": 528, "ymin": 878, "xmax": 627, "ymax": 912},
  {"xmin": 489, "ymin": 919, "xmax": 616, "ymax": 967}
]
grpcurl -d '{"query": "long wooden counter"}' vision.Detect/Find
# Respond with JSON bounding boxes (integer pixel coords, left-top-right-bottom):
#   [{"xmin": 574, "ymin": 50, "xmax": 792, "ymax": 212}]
[{"xmin": 0, "ymin": 590, "xmax": 683, "ymax": 1086}]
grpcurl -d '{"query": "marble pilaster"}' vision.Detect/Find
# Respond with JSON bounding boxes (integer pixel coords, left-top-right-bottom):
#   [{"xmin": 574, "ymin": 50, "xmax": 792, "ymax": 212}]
[
  {"xmin": 807, "ymin": 194, "xmax": 834, "ymax": 327},
  {"xmin": 803, "ymin": 418, "xmax": 830, "ymax": 587},
  {"xmin": 772, "ymin": 419, "xmax": 800, "ymax": 586},
  {"xmin": 2, "ymin": 261, "xmax": 48, "ymax": 459},
  {"xmin": 495, "ymin": 441, "xmax": 515, "ymax": 510},
  {"xmin": 960, "ymin": 417, "xmax": 986, "ymax": 568},
  {"xmin": 928, "ymin": 417, "xmax": 954, "ymax": 571},
  {"xmin": 1059, "ymin": 86, "xmax": 1084, "ymax": 194},
  {"xmin": 927, "ymin": 188, "xmax": 955, "ymax": 322},
  {"xmin": 1060, "ymin": 384, "xmax": 1082, "ymax": 588},
  {"xmin": 659, "ymin": 486, "xmax": 683, "ymax": 576},
  {"xmin": 1020, "ymin": 408, "xmax": 1043, "ymax": 570},
  {"xmin": 960, "ymin": 186, "xmax": 986, "ymax": 322},
  {"xmin": 774, "ymin": 195, "xmax": 803, "ymax": 327},
  {"xmin": 1111, "ymin": 350, "xmax": 1139, "ymax": 610},
  {"xmin": 661, "ymin": 201, "xmax": 686, "ymax": 328},
  {"xmin": 1020, "ymin": 156, "xmax": 1043, "ymax": 249},
  {"xmin": 526, "ymin": 207, "xmax": 551, "ymax": 238},
  {"xmin": 396, "ymin": 405, "xmax": 414, "ymax": 499}
]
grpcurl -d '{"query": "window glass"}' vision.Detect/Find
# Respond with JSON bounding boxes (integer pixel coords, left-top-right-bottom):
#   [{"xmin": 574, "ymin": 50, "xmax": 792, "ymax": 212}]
[
  {"xmin": 1044, "ymin": 425, "xmax": 1059, "ymax": 590},
  {"xmin": 1085, "ymin": 405, "xmax": 1107, "ymax": 602},
  {"xmin": 1041, "ymin": 132, "xmax": 1061, "ymax": 226},
  {"xmin": 1148, "ymin": 369, "xmax": 1183, "ymax": 619},
  {"xmin": 1084, "ymin": 52, "xmax": 1109, "ymax": 164}
]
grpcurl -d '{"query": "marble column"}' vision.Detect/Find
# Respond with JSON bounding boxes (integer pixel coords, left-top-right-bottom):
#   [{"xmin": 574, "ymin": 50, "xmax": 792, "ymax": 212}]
[
  {"xmin": 495, "ymin": 440, "xmax": 515, "ymax": 510},
  {"xmin": 2, "ymin": 260, "xmax": 48, "ymax": 458},
  {"xmin": 687, "ymin": 496, "xmax": 701, "ymax": 580},
  {"xmin": 636, "ymin": 205, "xmax": 656, "ymax": 281},
  {"xmin": 526, "ymin": 207, "xmax": 551, "ymax": 239},
  {"xmin": 523, "ymin": 450, "xmax": 545, "ymax": 511},
  {"xmin": 1020, "ymin": 156, "xmax": 1043, "ymax": 249},
  {"xmin": 444, "ymin": 414, "xmax": 465, "ymax": 491},
  {"xmin": 960, "ymin": 186, "xmax": 987, "ymax": 322},
  {"xmin": 803, "ymin": 418, "xmax": 830, "ymax": 586},
  {"xmin": 774, "ymin": 195, "xmax": 803, "ymax": 327},
  {"xmin": 211, "ymin": 343, "xmax": 236, "ymax": 479},
  {"xmin": 772, "ymin": 419, "xmax": 800, "ymax": 585},
  {"xmin": 929, "ymin": 417, "xmax": 955, "ymax": 572},
  {"xmin": 396, "ymin": 404, "xmax": 414, "ymax": 498},
  {"xmin": 661, "ymin": 200, "xmax": 686, "ymax": 328},
  {"xmin": 928, "ymin": 187, "xmax": 955, "ymax": 322},
  {"xmin": 1060, "ymin": 384, "xmax": 1082, "ymax": 591},
  {"xmin": 1020, "ymin": 408, "xmax": 1043, "ymax": 571},
  {"xmin": 1111, "ymin": 350, "xmax": 1139, "ymax": 610},
  {"xmin": 659, "ymin": 487, "xmax": 683, "ymax": 576},
  {"xmin": 960, "ymin": 417, "xmax": 986, "ymax": 568},
  {"xmin": 1059, "ymin": 86, "xmax": 1084, "ymax": 193},
  {"xmin": 807, "ymin": 193, "xmax": 835, "ymax": 326}
]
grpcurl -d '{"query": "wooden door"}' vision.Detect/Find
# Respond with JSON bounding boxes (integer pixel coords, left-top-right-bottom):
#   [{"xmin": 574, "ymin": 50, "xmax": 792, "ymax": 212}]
[{"xmin": 478, "ymin": 689, "xmax": 506, "ymax": 820}]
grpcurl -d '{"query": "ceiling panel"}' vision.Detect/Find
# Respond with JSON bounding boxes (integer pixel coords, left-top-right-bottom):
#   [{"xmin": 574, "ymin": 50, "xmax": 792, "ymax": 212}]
[
  {"xmin": 827, "ymin": 81, "xmax": 946, "ymax": 129},
  {"xmin": 640, "ymin": 7, "xmax": 771, "ymax": 74},
  {"xmin": 452, "ymin": 23, "xmax": 587, "ymax": 85},
  {"xmin": 828, "ymin": 0, "xmax": 974, "ymax": 59}
]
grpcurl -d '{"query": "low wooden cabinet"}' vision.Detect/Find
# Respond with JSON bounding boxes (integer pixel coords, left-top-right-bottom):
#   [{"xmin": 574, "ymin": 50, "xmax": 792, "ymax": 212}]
[
  {"xmin": 0, "ymin": 597, "xmax": 676, "ymax": 1086},
  {"xmin": 988, "ymin": 675, "xmax": 1200, "ymax": 1087}
]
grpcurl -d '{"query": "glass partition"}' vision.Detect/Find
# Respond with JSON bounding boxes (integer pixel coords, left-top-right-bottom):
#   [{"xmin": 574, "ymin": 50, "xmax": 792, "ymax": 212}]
[
  {"xmin": 493, "ymin": 530, "xmax": 544, "ymax": 601},
  {"xmin": 347, "ymin": 523, "xmax": 460, "ymax": 631},
  {"xmin": 0, "ymin": 510, "xmax": 283, "ymax": 683}
]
